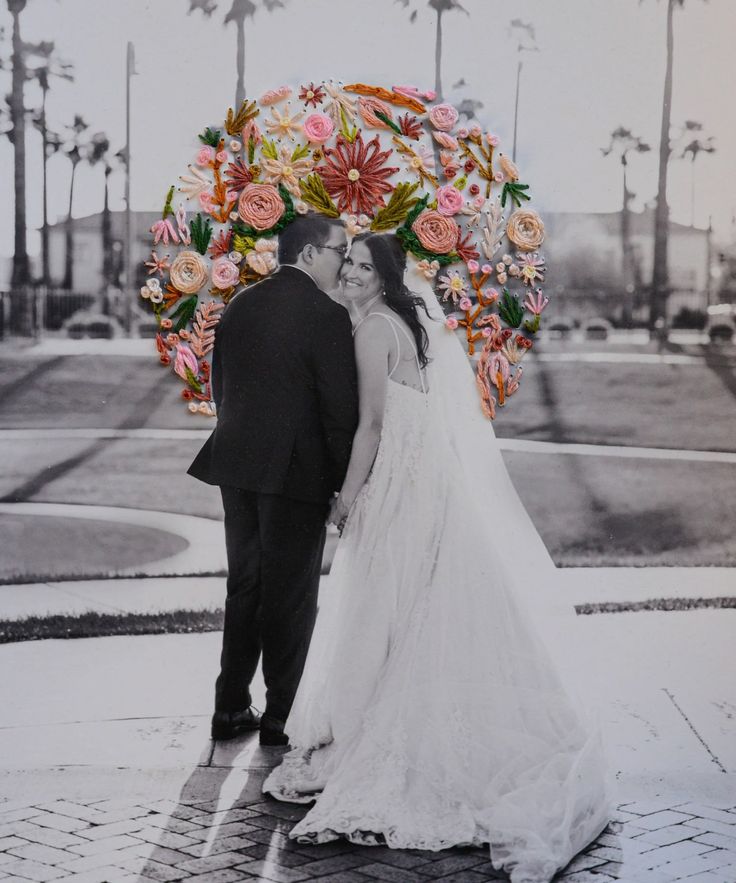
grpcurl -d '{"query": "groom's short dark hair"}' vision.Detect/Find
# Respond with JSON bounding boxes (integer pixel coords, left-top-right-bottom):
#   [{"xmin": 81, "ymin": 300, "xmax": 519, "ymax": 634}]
[{"xmin": 278, "ymin": 214, "xmax": 343, "ymax": 264}]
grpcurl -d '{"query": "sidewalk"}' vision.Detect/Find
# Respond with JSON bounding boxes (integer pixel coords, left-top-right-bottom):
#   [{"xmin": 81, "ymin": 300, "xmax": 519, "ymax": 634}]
[{"xmin": 1, "ymin": 568, "xmax": 735, "ymax": 881}]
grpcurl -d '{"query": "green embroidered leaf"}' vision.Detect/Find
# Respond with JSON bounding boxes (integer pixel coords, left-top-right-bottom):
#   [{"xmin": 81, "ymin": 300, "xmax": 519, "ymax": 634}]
[
  {"xmin": 198, "ymin": 127, "xmax": 221, "ymax": 147},
  {"xmin": 501, "ymin": 181, "xmax": 531, "ymax": 208},
  {"xmin": 453, "ymin": 176, "xmax": 467, "ymax": 191},
  {"xmin": 403, "ymin": 192, "xmax": 429, "ymax": 229},
  {"xmin": 374, "ymin": 111, "xmax": 402, "ymax": 136},
  {"xmin": 261, "ymin": 138, "xmax": 278, "ymax": 160},
  {"xmin": 169, "ymin": 295, "xmax": 199, "ymax": 333},
  {"xmin": 499, "ymin": 289, "xmax": 524, "ymax": 328},
  {"xmin": 339, "ymin": 106, "xmax": 358, "ymax": 143},
  {"xmin": 161, "ymin": 185, "xmax": 175, "ymax": 219},
  {"xmin": 523, "ymin": 313, "xmax": 541, "ymax": 335},
  {"xmin": 298, "ymin": 173, "xmax": 340, "ymax": 218},
  {"xmin": 190, "ymin": 214, "xmax": 213, "ymax": 255},
  {"xmin": 232, "ymin": 232, "xmax": 256, "ymax": 254},
  {"xmin": 371, "ymin": 182, "xmax": 420, "ymax": 231},
  {"xmin": 291, "ymin": 143, "xmax": 311, "ymax": 162},
  {"xmin": 183, "ymin": 365, "xmax": 203, "ymax": 393}
]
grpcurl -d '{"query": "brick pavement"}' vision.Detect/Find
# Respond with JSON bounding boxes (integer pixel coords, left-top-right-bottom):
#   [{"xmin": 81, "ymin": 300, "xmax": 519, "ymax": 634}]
[{"xmin": 1, "ymin": 785, "xmax": 736, "ymax": 882}]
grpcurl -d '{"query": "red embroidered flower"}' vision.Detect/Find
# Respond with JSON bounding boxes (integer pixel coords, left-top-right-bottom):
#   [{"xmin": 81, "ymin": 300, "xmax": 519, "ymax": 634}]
[
  {"xmin": 398, "ymin": 113, "xmax": 422, "ymax": 141},
  {"xmin": 223, "ymin": 157, "xmax": 253, "ymax": 195},
  {"xmin": 299, "ymin": 82, "xmax": 326, "ymax": 108},
  {"xmin": 316, "ymin": 133, "xmax": 399, "ymax": 216}
]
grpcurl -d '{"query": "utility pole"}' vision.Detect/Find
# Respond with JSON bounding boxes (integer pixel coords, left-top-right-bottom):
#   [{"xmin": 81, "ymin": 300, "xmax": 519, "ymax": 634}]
[{"xmin": 123, "ymin": 41, "xmax": 136, "ymax": 334}]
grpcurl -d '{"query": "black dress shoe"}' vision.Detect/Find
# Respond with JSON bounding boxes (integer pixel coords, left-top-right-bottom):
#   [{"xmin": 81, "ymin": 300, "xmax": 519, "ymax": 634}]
[
  {"xmin": 259, "ymin": 714, "xmax": 289, "ymax": 747},
  {"xmin": 211, "ymin": 706, "xmax": 262, "ymax": 741}
]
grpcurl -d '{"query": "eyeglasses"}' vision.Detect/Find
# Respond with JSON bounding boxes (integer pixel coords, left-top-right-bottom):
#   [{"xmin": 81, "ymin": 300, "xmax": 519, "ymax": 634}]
[{"xmin": 318, "ymin": 244, "xmax": 348, "ymax": 257}]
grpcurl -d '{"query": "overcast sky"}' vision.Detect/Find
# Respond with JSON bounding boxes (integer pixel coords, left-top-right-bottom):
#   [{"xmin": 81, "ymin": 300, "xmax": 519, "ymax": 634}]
[{"xmin": 1, "ymin": 0, "xmax": 734, "ymax": 258}]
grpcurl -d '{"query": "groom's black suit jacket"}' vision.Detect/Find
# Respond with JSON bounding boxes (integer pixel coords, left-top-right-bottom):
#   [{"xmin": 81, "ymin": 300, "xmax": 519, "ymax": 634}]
[{"xmin": 188, "ymin": 266, "xmax": 359, "ymax": 503}]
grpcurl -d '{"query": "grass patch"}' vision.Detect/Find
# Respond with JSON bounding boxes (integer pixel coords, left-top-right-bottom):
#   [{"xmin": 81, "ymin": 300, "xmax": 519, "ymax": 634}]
[
  {"xmin": 0, "ymin": 609, "xmax": 224, "ymax": 644},
  {"xmin": 575, "ymin": 596, "xmax": 736, "ymax": 615},
  {"xmin": 0, "ymin": 570, "xmax": 227, "ymax": 586}
]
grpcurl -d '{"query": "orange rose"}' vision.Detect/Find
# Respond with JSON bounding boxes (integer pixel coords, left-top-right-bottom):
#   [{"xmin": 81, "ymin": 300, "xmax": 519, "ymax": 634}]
[
  {"xmin": 506, "ymin": 209, "xmax": 545, "ymax": 252},
  {"xmin": 411, "ymin": 209, "xmax": 459, "ymax": 254},
  {"xmin": 169, "ymin": 250, "xmax": 209, "ymax": 294},
  {"xmin": 237, "ymin": 183, "xmax": 285, "ymax": 231}
]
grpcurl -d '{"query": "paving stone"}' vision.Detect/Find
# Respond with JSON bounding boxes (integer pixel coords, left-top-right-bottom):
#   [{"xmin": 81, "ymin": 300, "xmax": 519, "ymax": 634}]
[
  {"xmin": 131, "ymin": 829, "xmax": 200, "ymax": 850},
  {"xmin": 632, "ymin": 811, "xmax": 696, "ymax": 831},
  {"xmin": 619, "ymin": 800, "xmax": 681, "ymax": 817},
  {"xmin": 414, "ymin": 854, "xmax": 486, "ymax": 877},
  {"xmin": 293, "ymin": 853, "xmax": 368, "ymax": 876},
  {"xmin": 247, "ymin": 803, "xmax": 309, "ymax": 824},
  {"xmin": 675, "ymin": 873, "xmax": 731, "ymax": 883},
  {"xmin": 173, "ymin": 852, "xmax": 245, "ymax": 874},
  {"xmin": 32, "ymin": 803, "xmax": 103, "ymax": 825},
  {"xmin": 6, "ymin": 825, "xmax": 87, "ymax": 851},
  {"xmin": 560, "ymin": 874, "xmax": 618, "ymax": 883},
  {"xmin": 673, "ymin": 803, "xmax": 736, "ymax": 823},
  {"xmin": 0, "ymin": 859, "xmax": 68, "ymax": 881},
  {"xmin": 127, "ymin": 844, "xmax": 193, "ymax": 867},
  {"xmin": 135, "ymin": 858, "xmax": 192, "ymax": 881},
  {"xmin": 0, "ymin": 842, "xmax": 29, "ymax": 854},
  {"xmin": 237, "ymin": 827, "xmax": 292, "ymax": 850},
  {"xmin": 290, "ymin": 873, "xmax": 373, "ymax": 883},
  {"xmin": 682, "ymin": 818, "xmax": 736, "ymax": 838},
  {"xmin": 59, "ymin": 850, "xmax": 144, "ymax": 874},
  {"xmin": 633, "ymin": 824, "xmax": 701, "ymax": 847},
  {"xmin": 558, "ymin": 852, "xmax": 610, "ymax": 875},
  {"xmin": 22, "ymin": 815, "xmax": 89, "ymax": 835},
  {"xmin": 66, "ymin": 833, "xmax": 144, "ymax": 856},
  {"xmin": 138, "ymin": 815, "xmax": 206, "ymax": 835},
  {"xmin": 176, "ymin": 834, "xmax": 258, "ymax": 858},
  {"xmin": 660, "ymin": 850, "xmax": 736, "ymax": 877},
  {"xmin": 638, "ymin": 838, "xmax": 716, "ymax": 868},
  {"xmin": 188, "ymin": 811, "xmax": 258, "ymax": 827},
  {"xmin": 0, "ymin": 811, "xmax": 44, "ymax": 825},
  {"xmin": 5, "ymin": 845, "xmax": 72, "ymax": 867},
  {"xmin": 57, "ymin": 868, "xmax": 136, "ymax": 883},
  {"xmin": 351, "ymin": 845, "xmax": 430, "ymax": 869},
  {"xmin": 230, "ymin": 860, "xmax": 311, "ymax": 882},
  {"xmin": 692, "ymin": 831, "xmax": 736, "ymax": 851},
  {"xmin": 233, "ymin": 843, "xmax": 312, "ymax": 868},
  {"xmin": 356, "ymin": 862, "xmax": 430, "ymax": 882},
  {"xmin": 75, "ymin": 818, "xmax": 152, "ymax": 841},
  {"xmin": 177, "ymin": 870, "xmax": 243, "ymax": 883}
]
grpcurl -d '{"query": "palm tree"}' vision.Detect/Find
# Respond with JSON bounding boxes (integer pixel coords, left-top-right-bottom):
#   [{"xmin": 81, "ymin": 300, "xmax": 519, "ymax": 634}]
[
  {"xmin": 61, "ymin": 115, "xmax": 90, "ymax": 290},
  {"xmin": 398, "ymin": 0, "xmax": 468, "ymax": 101},
  {"xmin": 602, "ymin": 127, "xmax": 651, "ymax": 327},
  {"xmin": 86, "ymin": 132, "xmax": 117, "ymax": 297},
  {"xmin": 644, "ymin": 0, "xmax": 708, "ymax": 328},
  {"xmin": 30, "ymin": 51, "xmax": 74, "ymax": 285},
  {"xmin": 675, "ymin": 121, "xmax": 715, "ymax": 226},
  {"xmin": 7, "ymin": 0, "xmax": 30, "ymax": 286},
  {"xmin": 187, "ymin": 0, "xmax": 286, "ymax": 108}
]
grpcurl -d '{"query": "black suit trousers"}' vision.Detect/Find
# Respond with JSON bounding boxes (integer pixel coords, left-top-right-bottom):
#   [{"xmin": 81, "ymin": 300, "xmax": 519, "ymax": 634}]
[{"xmin": 216, "ymin": 486, "xmax": 327, "ymax": 723}]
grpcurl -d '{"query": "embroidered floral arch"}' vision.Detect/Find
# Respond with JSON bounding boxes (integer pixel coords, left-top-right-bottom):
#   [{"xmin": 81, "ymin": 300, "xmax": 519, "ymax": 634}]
[{"xmin": 141, "ymin": 81, "xmax": 550, "ymax": 419}]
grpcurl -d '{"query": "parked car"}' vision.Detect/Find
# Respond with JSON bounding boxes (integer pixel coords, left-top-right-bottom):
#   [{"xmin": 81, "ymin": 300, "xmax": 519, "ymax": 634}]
[
  {"xmin": 706, "ymin": 303, "xmax": 736, "ymax": 343},
  {"xmin": 583, "ymin": 317, "xmax": 614, "ymax": 341},
  {"xmin": 545, "ymin": 319, "xmax": 573, "ymax": 339}
]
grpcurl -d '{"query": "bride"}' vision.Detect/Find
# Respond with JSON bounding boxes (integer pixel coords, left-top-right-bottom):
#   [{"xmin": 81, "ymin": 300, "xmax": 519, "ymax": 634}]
[{"xmin": 263, "ymin": 232, "xmax": 611, "ymax": 883}]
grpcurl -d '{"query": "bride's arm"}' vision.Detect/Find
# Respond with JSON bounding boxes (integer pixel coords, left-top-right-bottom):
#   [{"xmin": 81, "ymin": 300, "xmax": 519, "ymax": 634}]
[{"xmin": 330, "ymin": 318, "xmax": 390, "ymax": 523}]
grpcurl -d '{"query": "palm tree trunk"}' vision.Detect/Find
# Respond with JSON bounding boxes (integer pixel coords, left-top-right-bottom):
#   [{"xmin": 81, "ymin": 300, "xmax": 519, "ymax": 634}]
[
  {"xmin": 63, "ymin": 162, "xmax": 78, "ymax": 290},
  {"xmin": 102, "ymin": 167, "xmax": 112, "ymax": 300},
  {"xmin": 650, "ymin": 0, "xmax": 675, "ymax": 329},
  {"xmin": 235, "ymin": 18, "xmax": 245, "ymax": 108},
  {"xmin": 10, "ymin": 5, "xmax": 30, "ymax": 287},
  {"xmin": 621, "ymin": 155, "xmax": 632, "ymax": 328},
  {"xmin": 40, "ymin": 85, "xmax": 50, "ymax": 287},
  {"xmin": 434, "ymin": 9, "xmax": 444, "ymax": 101}
]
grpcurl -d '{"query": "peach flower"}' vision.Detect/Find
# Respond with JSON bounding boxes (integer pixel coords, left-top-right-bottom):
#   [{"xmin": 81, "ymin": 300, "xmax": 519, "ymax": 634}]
[
  {"xmin": 169, "ymin": 250, "xmax": 209, "ymax": 294},
  {"xmin": 358, "ymin": 96, "xmax": 393, "ymax": 129},
  {"xmin": 196, "ymin": 146, "xmax": 214, "ymax": 166},
  {"xmin": 506, "ymin": 209, "xmax": 546, "ymax": 252},
  {"xmin": 302, "ymin": 113, "xmax": 334, "ymax": 144},
  {"xmin": 411, "ymin": 209, "xmax": 459, "ymax": 254},
  {"xmin": 237, "ymin": 183, "xmax": 285, "ymax": 231}
]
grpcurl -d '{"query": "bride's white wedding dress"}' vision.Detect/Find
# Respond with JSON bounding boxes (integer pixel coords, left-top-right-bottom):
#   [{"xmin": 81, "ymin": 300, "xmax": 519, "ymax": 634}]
[{"xmin": 263, "ymin": 282, "xmax": 611, "ymax": 883}]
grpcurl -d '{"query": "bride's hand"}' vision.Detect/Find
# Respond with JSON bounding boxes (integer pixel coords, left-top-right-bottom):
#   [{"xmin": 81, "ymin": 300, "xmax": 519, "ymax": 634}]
[{"xmin": 328, "ymin": 495, "xmax": 352, "ymax": 535}]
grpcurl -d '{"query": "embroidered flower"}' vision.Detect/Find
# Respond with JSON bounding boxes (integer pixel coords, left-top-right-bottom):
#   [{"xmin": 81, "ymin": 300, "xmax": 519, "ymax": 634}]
[
  {"xmin": 317, "ymin": 132, "xmax": 399, "ymax": 215},
  {"xmin": 436, "ymin": 184, "xmax": 464, "ymax": 217},
  {"xmin": 459, "ymin": 296, "xmax": 472, "ymax": 311},
  {"xmin": 261, "ymin": 143, "xmax": 314, "ymax": 196},
  {"xmin": 416, "ymin": 258, "xmax": 440, "ymax": 279},
  {"xmin": 260, "ymin": 85, "xmax": 292, "ymax": 106},
  {"xmin": 499, "ymin": 153, "xmax": 520, "ymax": 181},
  {"xmin": 506, "ymin": 209, "xmax": 545, "ymax": 252},
  {"xmin": 524, "ymin": 288, "xmax": 549, "ymax": 315},
  {"xmin": 486, "ymin": 132, "xmax": 500, "ymax": 147},
  {"xmin": 140, "ymin": 278, "xmax": 163, "ymax": 303},
  {"xmin": 196, "ymin": 146, "xmax": 215, "ymax": 166},
  {"xmin": 299, "ymin": 82, "xmax": 326, "ymax": 107},
  {"xmin": 229, "ymin": 139, "xmax": 242, "ymax": 152},
  {"xmin": 398, "ymin": 113, "xmax": 422, "ymax": 140},
  {"xmin": 294, "ymin": 199, "xmax": 309, "ymax": 215},
  {"xmin": 211, "ymin": 257, "xmax": 241, "ymax": 290},
  {"xmin": 345, "ymin": 214, "xmax": 372, "ymax": 236},
  {"xmin": 209, "ymin": 228, "xmax": 233, "ymax": 258},
  {"xmin": 358, "ymin": 96, "xmax": 393, "ymax": 129},
  {"xmin": 145, "ymin": 250, "xmax": 170, "ymax": 277},
  {"xmin": 245, "ymin": 238, "xmax": 278, "ymax": 275},
  {"xmin": 428, "ymin": 103, "xmax": 459, "ymax": 132},
  {"xmin": 445, "ymin": 316, "xmax": 459, "ymax": 330},
  {"xmin": 241, "ymin": 120, "xmax": 262, "ymax": 148},
  {"xmin": 411, "ymin": 209, "xmax": 459, "ymax": 255},
  {"xmin": 169, "ymin": 250, "xmax": 209, "ymax": 294},
  {"xmin": 174, "ymin": 343, "xmax": 199, "ymax": 381},
  {"xmin": 302, "ymin": 113, "xmax": 334, "ymax": 144},
  {"xmin": 179, "ymin": 165, "xmax": 210, "ymax": 200},
  {"xmin": 264, "ymin": 105, "xmax": 304, "ymax": 140},
  {"xmin": 517, "ymin": 252, "xmax": 546, "ymax": 285},
  {"xmin": 437, "ymin": 269, "xmax": 468, "ymax": 303},
  {"xmin": 215, "ymin": 149, "xmax": 228, "ymax": 164},
  {"xmin": 237, "ymin": 183, "xmax": 285, "ymax": 231},
  {"xmin": 175, "ymin": 204, "xmax": 191, "ymax": 245},
  {"xmin": 223, "ymin": 157, "xmax": 253, "ymax": 196},
  {"xmin": 198, "ymin": 191, "xmax": 215, "ymax": 213},
  {"xmin": 466, "ymin": 260, "xmax": 480, "ymax": 274},
  {"xmin": 150, "ymin": 218, "xmax": 179, "ymax": 246},
  {"xmin": 432, "ymin": 131, "xmax": 459, "ymax": 151}
]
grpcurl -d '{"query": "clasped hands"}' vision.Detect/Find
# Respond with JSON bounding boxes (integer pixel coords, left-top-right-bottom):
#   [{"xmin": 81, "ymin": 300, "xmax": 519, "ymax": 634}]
[{"xmin": 328, "ymin": 493, "xmax": 352, "ymax": 536}]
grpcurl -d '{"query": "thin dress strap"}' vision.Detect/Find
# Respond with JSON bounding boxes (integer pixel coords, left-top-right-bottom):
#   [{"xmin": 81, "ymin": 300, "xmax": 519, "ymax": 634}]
[{"xmin": 360, "ymin": 311, "xmax": 426, "ymax": 394}]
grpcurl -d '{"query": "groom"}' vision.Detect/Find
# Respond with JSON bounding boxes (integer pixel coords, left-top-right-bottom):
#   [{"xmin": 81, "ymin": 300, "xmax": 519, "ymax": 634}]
[{"xmin": 188, "ymin": 214, "xmax": 358, "ymax": 746}]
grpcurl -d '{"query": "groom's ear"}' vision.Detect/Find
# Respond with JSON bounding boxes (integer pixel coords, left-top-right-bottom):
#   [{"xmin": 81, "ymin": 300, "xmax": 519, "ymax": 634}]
[{"xmin": 301, "ymin": 243, "xmax": 315, "ymax": 265}]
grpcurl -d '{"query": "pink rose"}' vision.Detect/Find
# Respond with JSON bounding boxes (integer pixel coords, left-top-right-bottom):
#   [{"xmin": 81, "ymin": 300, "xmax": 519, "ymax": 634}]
[
  {"xmin": 486, "ymin": 133, "xmax": 500, "ymax": 147},
  {"xmin": 472, "ymin": 196, "xmax": 485, "ymax": 210},
  {"xmin": 199, "ymin": 191, "xmax": 215, "ymax": 212},
  {"xmin": 411, "ymin": 209, "xmax": 459, "ymax": 254},
  {"xmin": 470, "ymin": 125, "xmax": 482, "ymax": 139},
  {"xmin": 436, "ymin": 184, "xmax": 464, "ymax": 217},
  {"xmin": 174, "ymin": 343, "xmax": 199, "ymax": 381},
  {"xmin": 481, "ymin": 265, "xmax": 493, "ymax": 275},
  {"xmin": 466, "ymin": 260, "xmax": 480, "ymax": 274},
  {"xmin": 428, "ymin": 103, "xmax": 459, "ymax": 132},
  {"xmin": 196, "ymin": 146, "xmax": 214, "ymax": 166},
  {"xmin": 211, "ymin": 257, "xmax": 241, "ymax": 290},
  {"xmin": 481, "ymin": 327, "xmax": 492, "ymax": 338},
  {"xmin": 303, "ymin": 113, "xmax": 334, "ymax": 144},
  {"xmin": 216, "ymin": 150, "xmax": 228, "ymax": 164},
  {"xmin": 445, "ymin": 316, "xmax": 459, "ymax": 330},
  {"xmin": 456, "ymin": 127, "xmax": 469, "ymax": 139},
  {"xmin": 237, "ymin": 183, "xmax": 285, "ymax": 231},
  {"xmin": 459, "ymin": 297, "xmax": 472, "ymax": 311}
]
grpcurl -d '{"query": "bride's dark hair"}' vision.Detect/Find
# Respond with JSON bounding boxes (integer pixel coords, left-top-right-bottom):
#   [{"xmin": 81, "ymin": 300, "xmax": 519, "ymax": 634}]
[{"xmin": 351, "ymin": 232, "xmax": 431, "ymax": 368}]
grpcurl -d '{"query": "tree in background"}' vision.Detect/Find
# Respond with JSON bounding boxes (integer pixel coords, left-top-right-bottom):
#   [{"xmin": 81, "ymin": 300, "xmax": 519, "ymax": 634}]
[
  {"xmin": 398, "ymin": 0, "xmax": 468, "ymax": 101},
  {"xmin": 675, "ymin": 120, "xmax": 715, "ymax": 227},
  {"xmin": 61, "ymin": 114, "xmax": 90, "ymax": 290},
  {"xmin": 187, "ymin": 0, "xmax": 286, "ymax": 109},
  {"xmin": 602, "ymin": 126, "xmax": 651, "ymax": 327}
]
